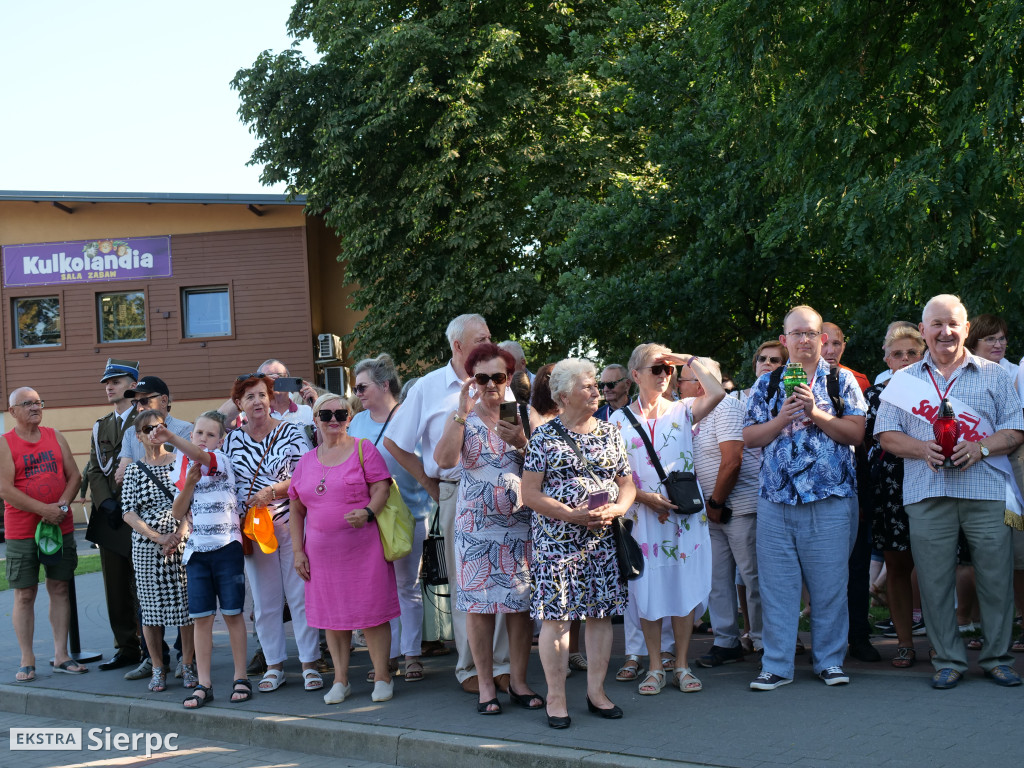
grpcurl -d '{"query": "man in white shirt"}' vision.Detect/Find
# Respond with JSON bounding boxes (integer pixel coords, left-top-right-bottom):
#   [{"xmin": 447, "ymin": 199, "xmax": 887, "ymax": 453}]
[{"xmin": 385, "ymin": 314, "xmax": 512, "ymax": 694}]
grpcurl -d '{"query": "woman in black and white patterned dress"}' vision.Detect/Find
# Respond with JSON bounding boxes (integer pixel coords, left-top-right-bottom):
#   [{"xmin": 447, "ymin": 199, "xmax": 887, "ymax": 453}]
[
  {"xmin": 121, "ymin": 409, "xmax": 195, "ymax": 693},
  {"xmin": 521, "ymin": 359, "xmax": 636, "ymax": 729}
]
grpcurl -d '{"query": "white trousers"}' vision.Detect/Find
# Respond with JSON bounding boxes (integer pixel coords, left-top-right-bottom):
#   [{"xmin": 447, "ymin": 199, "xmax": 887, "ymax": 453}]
[
  {"xmin": 389, "ymin": 518, "xmax": 427, "ymax": 657},
  {"xmin": 243, "ymin": 517, "xmax": 319, "ymax": 665}
]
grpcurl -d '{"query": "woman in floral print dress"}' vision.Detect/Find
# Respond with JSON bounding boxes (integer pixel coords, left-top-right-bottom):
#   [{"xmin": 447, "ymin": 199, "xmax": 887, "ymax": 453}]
[{"xmin": 610, "ymin": 343, "xmax": 724, "ymax": 695}]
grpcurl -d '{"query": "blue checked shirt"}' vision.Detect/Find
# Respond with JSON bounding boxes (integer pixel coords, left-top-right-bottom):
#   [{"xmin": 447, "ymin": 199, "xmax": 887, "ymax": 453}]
[
  {"xmin": 744, "ymin": 357, "xmax": 868, "ymax": 505},
  {"xmin": 873, "ymin": 351, "xmax": 1024, "ymax": 506}
]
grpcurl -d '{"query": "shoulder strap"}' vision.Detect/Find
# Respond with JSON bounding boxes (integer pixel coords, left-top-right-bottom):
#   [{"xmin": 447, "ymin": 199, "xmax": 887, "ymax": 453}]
[
  {"xmin": 244, "ymin": 423, "xmax": 285, "ymax": 501},
  {"xmin": 620, "ymin": 406, "xmax": 669, "ymax": 484},
  {"xmin": 373, "ymin": 406, "xmax": 398, "ymax": 446},
  {"xmin": 357, "ymin": 437, "xmax": 365, "ymax": 466},
  {"xmin": 135, "ymin": 461, "xmax": 176, "ymax": 503},
  {"xmin": 828, "ymin": 365, "xmax": 845, "ymax": 417},
  {"xmin": 548, "ymin": 421, "xmax": 602, "ymax": 487},
  {"xmin": 767, "ymin": 366, "xmax": 785, "ymax": 417}
]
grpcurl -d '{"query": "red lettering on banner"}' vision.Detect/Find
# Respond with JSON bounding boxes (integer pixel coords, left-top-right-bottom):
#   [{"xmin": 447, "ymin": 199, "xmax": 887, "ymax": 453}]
[
  {"xmin": 910, "ymin": 399, "xmax": 990, "ymax": 441},
  {"xmin": 912, "ymin": 399, "xmax": 938, "ymax": 423}
]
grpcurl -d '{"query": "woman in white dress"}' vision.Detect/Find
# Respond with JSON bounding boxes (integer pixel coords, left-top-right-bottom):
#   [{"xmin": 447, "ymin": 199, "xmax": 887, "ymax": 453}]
[{"xmin": 609, "ymin": 343, "xmax": 724, "ymax": 695}]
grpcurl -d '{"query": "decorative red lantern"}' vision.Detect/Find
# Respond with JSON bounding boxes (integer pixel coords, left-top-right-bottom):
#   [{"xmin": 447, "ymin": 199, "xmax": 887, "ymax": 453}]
[{"xmin": 933, "ymin": 398, "xmax": 961, "ymax": 469}]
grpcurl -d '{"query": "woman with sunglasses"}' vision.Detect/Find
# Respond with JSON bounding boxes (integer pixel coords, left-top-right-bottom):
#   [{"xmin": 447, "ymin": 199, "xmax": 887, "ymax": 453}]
[
  {"xmin": 120, "ymin": 409, "xmax": 196, "ymax": 694},
  {"xmin": 609, "ymin": 344, "xmax": 724, "ymax": 695},
  {"xmin": 349, "ymin": 353, "xmax": 431, "ymax": 683},
  {"xmin": 434, "ymin": 342, "xmax": 541, "ymax": 716},
  {"xmin": 222, "ymin": 374, "xmax": 320, "ymax": 694},
  {"xmin": 290, "ymin": 393, "xmax": 399, "ymax": 704},
  {"xmin": 740, "ymin": 342, "xmax": 789, "ymax": 405}
]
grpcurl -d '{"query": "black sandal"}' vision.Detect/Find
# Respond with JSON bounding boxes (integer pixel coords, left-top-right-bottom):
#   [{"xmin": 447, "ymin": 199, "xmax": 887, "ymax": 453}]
[
  {"xmin": 508, "ymin": 687, "xmax": 545, "ymax": 709},
  {"xmin": 230, "ymin": 678, "xmax": 253, "ymax": 703},
  {"xmin": 183, "ymin": 684, "xmax": 213, "ymax": 710},
  {"xmin": 477, "ymin": 697, "xmax": 502, "ymax": 715}
]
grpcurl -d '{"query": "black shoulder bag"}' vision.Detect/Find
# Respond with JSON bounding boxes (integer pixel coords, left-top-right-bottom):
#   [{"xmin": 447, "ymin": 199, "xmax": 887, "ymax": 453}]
[
  {"xmin": 548, "ymin": 421, "xmax": 643, "ymax": 583},
  {"xmin": 620, "ymin": 406, "xmax": 704, "ymax": 516}
]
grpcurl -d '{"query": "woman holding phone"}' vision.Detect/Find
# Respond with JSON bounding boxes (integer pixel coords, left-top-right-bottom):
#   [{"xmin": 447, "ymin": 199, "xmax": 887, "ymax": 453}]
[
  {"xmin": 609, "ymin": 344, "xmax": 724, "ymax": 696},
  {"xmin": 434, "ymin": 342, "xmax": 540, "ymax": 716}
]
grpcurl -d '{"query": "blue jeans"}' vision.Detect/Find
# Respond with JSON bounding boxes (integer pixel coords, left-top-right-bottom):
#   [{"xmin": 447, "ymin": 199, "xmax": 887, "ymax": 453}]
[{"xmin": 757, "ymin": 495, "xmax": 856, "ymax": 678}]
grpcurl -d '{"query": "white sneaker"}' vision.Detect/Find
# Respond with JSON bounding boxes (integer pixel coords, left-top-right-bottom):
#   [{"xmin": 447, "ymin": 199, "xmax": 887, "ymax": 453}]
[
  {"xmin": 324, "ymin": 682, "xmax": 351, "ymax": 705},
  {"xmin": 371, "ymin": 679, "xmax": 394, "ymax": 702}
]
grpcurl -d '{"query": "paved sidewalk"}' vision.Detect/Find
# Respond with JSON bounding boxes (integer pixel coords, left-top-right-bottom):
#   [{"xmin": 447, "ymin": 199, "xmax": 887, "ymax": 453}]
[{"xmin": 2, "ymin": 532, "xmax": 1022, "ymax": 768}]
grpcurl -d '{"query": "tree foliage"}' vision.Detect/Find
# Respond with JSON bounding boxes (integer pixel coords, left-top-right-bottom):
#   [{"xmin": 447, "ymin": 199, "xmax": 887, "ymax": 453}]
[{"xmin": 234, "ymin": 0, "xmax": 1024, "ymax": 381}]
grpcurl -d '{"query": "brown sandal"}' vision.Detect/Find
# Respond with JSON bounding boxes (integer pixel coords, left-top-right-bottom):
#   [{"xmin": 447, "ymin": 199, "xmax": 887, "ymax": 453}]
[{"xmin": 891, "ymin": 647, "xmax": 916, "ymax": 668}]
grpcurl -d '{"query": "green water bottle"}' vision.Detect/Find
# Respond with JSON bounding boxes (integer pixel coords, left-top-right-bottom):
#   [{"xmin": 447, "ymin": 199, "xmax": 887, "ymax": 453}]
[{"xmin": 783, "ymin": 362, "xmax": 806, "ymax": 397}]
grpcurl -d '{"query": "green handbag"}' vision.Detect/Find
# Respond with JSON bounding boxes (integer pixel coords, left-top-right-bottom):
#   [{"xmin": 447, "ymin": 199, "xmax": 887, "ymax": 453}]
[{"xmin": 356, "ymin": 439, "xmax": 414, "ymax": 562}]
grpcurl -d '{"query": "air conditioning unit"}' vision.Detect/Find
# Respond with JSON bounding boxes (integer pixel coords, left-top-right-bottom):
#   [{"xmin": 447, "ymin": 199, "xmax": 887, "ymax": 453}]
[
  {"xmin": 317, "ymin": 333, "xmax": 342, "ymax": 362},
  {"xmin": 323, "ymin": 366, "xmax": 348, "ymax": 396}
]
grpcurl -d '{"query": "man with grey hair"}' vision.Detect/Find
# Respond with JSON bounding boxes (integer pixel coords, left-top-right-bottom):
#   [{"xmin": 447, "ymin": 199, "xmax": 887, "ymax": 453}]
[
  {"xmin": 1, "ymin": 387, "xmax": 85, "ymax": 680},
  {"xmin": 876, "ymin": 294, "xmax": 1024, "ymax": 688},
  {"xmin": 385, "ymin": 313, "xmax": 512, "ymax": 694},
  {"xmin": 596, "ymin": 364, "xmax": 631, "ymax": 421},
  {"xmin": 498, "ymin": 340, "xmax": 533, "ymax": 382},
  {"xmin": 680, "ymin": 359, "xmax": 763, "ymax": 668}
]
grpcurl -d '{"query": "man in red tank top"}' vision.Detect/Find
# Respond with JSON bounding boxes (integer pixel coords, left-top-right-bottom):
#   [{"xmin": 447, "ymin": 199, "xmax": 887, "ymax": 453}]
[{"xmin": 0, "ymin": 387, "xmax": 84, "ymax": 682}]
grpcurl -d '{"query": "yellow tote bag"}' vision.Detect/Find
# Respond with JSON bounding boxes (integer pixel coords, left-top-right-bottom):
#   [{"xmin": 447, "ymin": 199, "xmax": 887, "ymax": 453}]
[{"xmin": 357, "ymin": 438, "xmax": 414, "ymax": 561}]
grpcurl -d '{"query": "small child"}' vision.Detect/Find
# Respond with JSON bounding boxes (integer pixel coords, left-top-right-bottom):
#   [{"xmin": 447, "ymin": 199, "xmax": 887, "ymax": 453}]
[{"xmin": 149, "ymin": 411, "xmax": 250, "ymax": 709}]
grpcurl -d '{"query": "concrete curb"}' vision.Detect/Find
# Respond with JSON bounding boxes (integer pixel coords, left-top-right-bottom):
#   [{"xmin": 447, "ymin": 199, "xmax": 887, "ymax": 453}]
[{"xmin": 0, "ymin": 685, "xmax": 711, "ymax": 768}]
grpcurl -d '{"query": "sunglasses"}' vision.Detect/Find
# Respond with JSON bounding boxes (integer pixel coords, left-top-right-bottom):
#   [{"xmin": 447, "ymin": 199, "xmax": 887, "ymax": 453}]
[
  {"xmin": 140, "ymin": 423, "xmax": 165, "ymax": 435},
  {"xmin": 599, "ymin": 377, "xmax": 626, "ymax": 389},
  {"xmin": 353, "ymin": 383, "xmax": 371, "ymax": 395},
  {"xmin": 318, "ymin": 409, "xmax": 350, "ymax": 423},
  {"xmin": 236, "ymin": 373, "xmax": 268, "ymax": 382},
  {"xmin": 131, "ymin": 395, "xmax": 160, "ymax": 407},
  {"xmin": 756, "ymin": 355, "xmax": 783, "ymax": 364},
  {"xmin": 645, "ymin": 364, "xmax": 673, "ymax": 376},
  {"xmin": 474, "ymin": 372, "xmax": 508, "ymax": 386}
]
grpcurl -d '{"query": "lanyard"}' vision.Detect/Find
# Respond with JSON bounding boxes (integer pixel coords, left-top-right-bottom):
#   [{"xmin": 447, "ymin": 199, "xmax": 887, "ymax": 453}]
[
  {"xmin": 636, "ymin": 396, "xmax": 660, "ymax": 443},
  {"xmin": 925, "ymin": 366, "xmax": 958, "ymax": 402}
]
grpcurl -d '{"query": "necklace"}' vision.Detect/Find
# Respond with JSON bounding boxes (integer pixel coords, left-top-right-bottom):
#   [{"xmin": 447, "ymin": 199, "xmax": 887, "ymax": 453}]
[{"xmin": 314, "ymin": 444, "xmax": 345, "ymax": 496}]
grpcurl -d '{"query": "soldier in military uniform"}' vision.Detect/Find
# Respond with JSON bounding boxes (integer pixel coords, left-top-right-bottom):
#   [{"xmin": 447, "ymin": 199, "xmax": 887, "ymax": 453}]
[{"xmin": 85, "ymin": 359, "xmax": 144, "ymax": 672}]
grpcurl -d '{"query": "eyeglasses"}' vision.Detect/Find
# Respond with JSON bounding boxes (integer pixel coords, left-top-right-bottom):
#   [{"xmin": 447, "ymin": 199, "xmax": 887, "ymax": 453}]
[
  {"xmin": 982, "ymin": 335, "xmax": 1007, "ymax": 345},
  {"xmin": 474, "ymin": 372, "xmax": 508, "ymax": 386},
  {"xmin": 599, "ymin": 377, "xmax": 626, "ymax": 389},
  {"xmin": 756, "ymin": 355, "xmax": 783, "ymax": 364},
  {"xmin": 131, "ymin": 395, "xmax": 160, "ymax": 407},
  {"xmin": 677, "ymin": 377, "xmax": 699, "ymax": 384},
  {"xmin": 887, "ymin": 350, "xmax": 923, "ymax": 360},
  {"xmin": 236, "ymin": 373, "xmax": 268, "ymax": 382},
  {"xmin": 353, "ymin": 383, "xmax": 370, "ymax": 395},
  {"xmin": 140, "ymin": 423, "xmax": 165, "ymax": 435},
  {"xmin": 786, "ymin": 331, "xmax": 821, "ymax": 341},
  {"xmin": 644, "ymin": 364, "xmax": 673, "ymax": 376},
  {"xmin": 14, "ymin": 400, "xmax": 44, "ymax": 408},
  {"xmin": 318, "ymin": 409, "xmax": 350, "ymax": 423}
]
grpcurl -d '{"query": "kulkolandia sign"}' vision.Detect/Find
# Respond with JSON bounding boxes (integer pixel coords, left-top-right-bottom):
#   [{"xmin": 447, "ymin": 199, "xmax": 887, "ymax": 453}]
[{"xmin": 2, "ymin": 236, "xmax": 172, "ymax": 287}]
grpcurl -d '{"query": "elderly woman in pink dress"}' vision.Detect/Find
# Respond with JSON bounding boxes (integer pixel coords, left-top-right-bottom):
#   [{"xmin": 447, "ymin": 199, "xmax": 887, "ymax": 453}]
[
  {"xmin": 435, "ymin": 342, "xmax": 542, "ymax": 716},
  {"xmin": 290, "ymin": 393, "xmax": 400, "ymax": 706}
]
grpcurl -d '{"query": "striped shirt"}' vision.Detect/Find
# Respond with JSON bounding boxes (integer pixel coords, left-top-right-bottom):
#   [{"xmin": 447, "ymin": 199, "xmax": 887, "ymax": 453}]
[
  {"xmin": 873, "ymin": 351, "xmax": 1024, "ymax": 505},
  {"xmin": 222, "ymin": 421, "xmax": 311, "ymax": 521},
  {"xmin": 692, "ymin": 395, "xmax": 758, "ymax": 516}
]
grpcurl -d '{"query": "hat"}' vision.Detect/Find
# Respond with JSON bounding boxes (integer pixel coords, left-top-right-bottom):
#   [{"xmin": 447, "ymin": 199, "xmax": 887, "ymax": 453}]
[
  {"xmin": 35, "ymin": 520, "xmax": 63, "ymax": 563},
  {"xmin": 243, "ymin": 506, "xmax": 279, "ymax": 554},
  {"xmin": 124, "ymin": 376, "xmax": 170, "ymax": 399},
  {"xmin": 100, "ymin": 358, "xmax": 140, "ymax": 383}
]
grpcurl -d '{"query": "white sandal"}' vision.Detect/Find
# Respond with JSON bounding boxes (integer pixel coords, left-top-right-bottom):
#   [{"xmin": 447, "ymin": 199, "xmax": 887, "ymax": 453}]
[
  {"xmin": 638, "ymin": 669, "xmax": 666, "ymax": 695},
  {"xmin": 675, "ymin": 667, "xmax": 703, "ymax": 692},
  {"xmin": 302, "ymin": 668, "xmax": 323, "ymax": 691},
  {"xmin": 615, "ymin": 654, "xmax": 645, "ymax": 682},
  {"xmin": 258, "ymin": 668, "xmax": 286, "ymax": 692}
]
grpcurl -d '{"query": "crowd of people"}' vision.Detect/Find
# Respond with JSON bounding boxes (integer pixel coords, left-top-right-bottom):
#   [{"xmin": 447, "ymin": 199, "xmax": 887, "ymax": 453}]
[{"xmin": 4, "ymin": 293, "xmax": 1023, "ymax": 724}]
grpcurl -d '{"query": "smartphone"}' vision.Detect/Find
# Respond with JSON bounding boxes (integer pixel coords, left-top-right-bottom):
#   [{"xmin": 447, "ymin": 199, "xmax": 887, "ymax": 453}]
[
  {"xmin": 273, "ymin": 376, "xmax": 303, "ymax": 393},
  {"xmin": 499, "ymin": 402, "xmax": 518, "ymax": 424},
  {"xmin": 587, "ymin": 491, "xmax": 610, "ymax": 509}
]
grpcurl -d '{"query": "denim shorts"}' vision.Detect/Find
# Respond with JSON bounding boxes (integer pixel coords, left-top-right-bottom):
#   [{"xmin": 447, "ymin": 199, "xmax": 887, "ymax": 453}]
[
  {"xmin": 5, "ymin": 533, "xmax": 77, "ymax": 589},
  {"xmin": 185, "ymin": 541, "xmax": 245, "ymax": 618}
]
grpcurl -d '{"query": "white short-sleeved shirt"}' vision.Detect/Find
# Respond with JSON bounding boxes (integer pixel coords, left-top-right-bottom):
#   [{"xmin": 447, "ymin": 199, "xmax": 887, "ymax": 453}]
[
  {"xmin": 385, "ymin": 362, "xmax": 465, "ymax": 481},
  {"xmin": 692, "ymin": 395, "xmax": 759, "ymax": 516}
]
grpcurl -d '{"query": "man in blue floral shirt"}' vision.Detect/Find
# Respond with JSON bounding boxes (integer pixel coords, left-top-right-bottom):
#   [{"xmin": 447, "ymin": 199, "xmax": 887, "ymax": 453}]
[{"xmin": 743, "ymin": 305, "xmax": 867, "ymax": 690}]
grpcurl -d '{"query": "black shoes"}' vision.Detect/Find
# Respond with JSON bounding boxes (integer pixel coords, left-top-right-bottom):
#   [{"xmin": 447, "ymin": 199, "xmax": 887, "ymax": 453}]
[
  {"xmin": 848, "ymin": 638, "xmax": 882, "ymax": 662},
  {"xmin": 586, "ymin": 697, "xmax": 623, "ymax": 719},
  {"xmin": 98, "ymin": 650, "xmax": 142, "ymax": 671},
  {"xmin": 547, "ymin": 712, "xmax": 571, "ymax": 729}
]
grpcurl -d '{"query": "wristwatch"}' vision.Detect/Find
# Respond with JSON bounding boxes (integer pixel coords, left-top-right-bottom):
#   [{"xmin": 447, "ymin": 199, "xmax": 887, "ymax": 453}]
[
  {"xmin": 58, "ymin": 503, "xmax": 69, "ymax": 514},
  {"xmin": 364, "ymin": 507, "xmax": 376, "ymax": 523},
  {"xmin": 708, "ymin": 498, "xmax": 724, "ymax": 510},
  {"xmin": 979, "ymin": 443, "xmax": 990, "ymax": 458}
]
